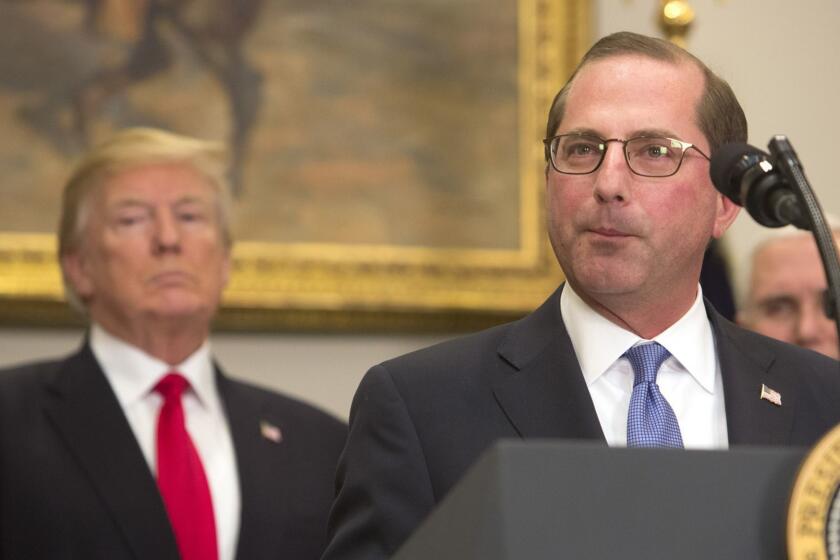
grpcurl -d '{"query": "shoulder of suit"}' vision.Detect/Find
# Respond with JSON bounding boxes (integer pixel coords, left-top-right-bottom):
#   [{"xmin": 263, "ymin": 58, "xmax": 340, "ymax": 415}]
[
  {"xmin": 0, "ymin": 356, "xmax": 70, "ymax": 421},
  {"xmin": 0, "ymin": 356, "xmax": 66, "ymax": 387},
  {"xmin": 717, "ymin": 316, "xmax": 840, "ymax": 379},
  {"xmin": 221, "ymin": 375, "xmax": 346, "ymax": 429},
  {"xmin": 380, "ymin": 320, "xmax": 515, "ymax": 371}
]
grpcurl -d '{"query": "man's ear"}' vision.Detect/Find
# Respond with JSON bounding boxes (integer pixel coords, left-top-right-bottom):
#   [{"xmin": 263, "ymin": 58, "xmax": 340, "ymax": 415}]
[
  {"xmin": 712, "ymin": 193, "xmax": 741, "ymax": 239},
  {"xmin": 61, "ymin": 251, "xmax": 95, "ymax": 301}
]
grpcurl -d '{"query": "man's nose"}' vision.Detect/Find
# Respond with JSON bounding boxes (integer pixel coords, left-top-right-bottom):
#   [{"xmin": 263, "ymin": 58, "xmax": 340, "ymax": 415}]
[
  {"xmin": 592, "ymin": 145, "xmax": 632, "ymax": 204},
  {"xmin": 153, "ymin": 212, "xmax": 181, "ymax": 253}
]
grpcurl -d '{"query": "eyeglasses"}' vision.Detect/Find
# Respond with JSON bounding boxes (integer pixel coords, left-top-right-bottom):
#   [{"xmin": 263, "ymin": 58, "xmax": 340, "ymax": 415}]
[{"xmin": 543, "ymin": 133, "xmax": 711, "ymax": 177}]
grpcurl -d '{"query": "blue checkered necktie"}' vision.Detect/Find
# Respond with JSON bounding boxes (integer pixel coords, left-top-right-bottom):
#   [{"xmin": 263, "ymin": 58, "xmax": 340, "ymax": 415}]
[{"xmin": 625, "ymin": 342, "xmax": 684, "ymax": 448}]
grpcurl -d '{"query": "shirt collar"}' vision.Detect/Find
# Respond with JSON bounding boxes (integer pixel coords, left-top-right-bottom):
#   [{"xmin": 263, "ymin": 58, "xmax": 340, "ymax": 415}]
[
  {"xmin": 89, "ymin": 323, "xmax": 218, "ymax": 409},
  {"xmin": 560, "ymin": 283, "xmax": 716, "ymax": 394}
]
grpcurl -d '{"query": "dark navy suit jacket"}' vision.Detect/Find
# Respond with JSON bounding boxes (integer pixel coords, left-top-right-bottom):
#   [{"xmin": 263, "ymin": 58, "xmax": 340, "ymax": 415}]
[
  {"xmin": 322, "ymin": 286, "xmax": 840, "ymax": 560},
  {"xmin": 0, "ymin": 343, "xmax": 347, "ymax": 560}
]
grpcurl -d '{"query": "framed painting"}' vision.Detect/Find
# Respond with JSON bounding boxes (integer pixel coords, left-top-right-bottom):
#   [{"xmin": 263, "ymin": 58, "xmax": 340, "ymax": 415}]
[{"xmin": 0, "ymin": 0, "xmax": 589, "ymax": 331}]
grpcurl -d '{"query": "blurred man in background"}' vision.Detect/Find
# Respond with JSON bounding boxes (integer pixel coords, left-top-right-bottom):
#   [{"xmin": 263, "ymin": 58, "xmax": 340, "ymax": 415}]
[
  {"xmin": 737, "ymin": 221, "xmax": 840, "ymax": 360},
  {"xmin": 0, "ymin": 128, "xmax": 346, "ymax": 560}
]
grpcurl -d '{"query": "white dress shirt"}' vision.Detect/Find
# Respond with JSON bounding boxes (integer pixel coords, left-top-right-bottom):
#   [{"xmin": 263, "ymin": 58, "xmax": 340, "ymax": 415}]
[
  {"xmin": 90, "ymin": 324, "xmax": 241, "ymax": 560},
  {"xmin": 560, "ymin": 284, "xmax": 729, "ymax": 449}
]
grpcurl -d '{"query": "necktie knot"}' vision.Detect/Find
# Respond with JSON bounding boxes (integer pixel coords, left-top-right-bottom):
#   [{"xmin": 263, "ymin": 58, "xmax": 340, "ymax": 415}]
[
  {"xmin": 155, "ymin": 372, "xmax": 189, "ymax": 401},
  {"xmin": 625, "ymin": 342, "xmax": 671, "ymax": 386}
]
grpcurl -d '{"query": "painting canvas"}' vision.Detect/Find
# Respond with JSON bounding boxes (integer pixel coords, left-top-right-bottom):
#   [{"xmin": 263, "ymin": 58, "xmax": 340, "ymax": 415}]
[{"xmin": 0, "ymin": 0, "xmax": 589, "ymax": 330}]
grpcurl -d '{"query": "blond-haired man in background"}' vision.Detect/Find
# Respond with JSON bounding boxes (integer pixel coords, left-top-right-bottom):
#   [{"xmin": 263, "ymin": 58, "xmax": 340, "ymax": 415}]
[{"xmin": 0, "ymin": 128, "xmax": 346, "ymax": 560}]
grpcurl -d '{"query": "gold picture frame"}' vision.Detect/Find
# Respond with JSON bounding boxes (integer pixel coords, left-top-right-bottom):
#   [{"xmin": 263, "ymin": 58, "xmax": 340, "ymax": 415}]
[{"xmin": 0, "ymin": 0, "xmax": 589, "ymax": 332}]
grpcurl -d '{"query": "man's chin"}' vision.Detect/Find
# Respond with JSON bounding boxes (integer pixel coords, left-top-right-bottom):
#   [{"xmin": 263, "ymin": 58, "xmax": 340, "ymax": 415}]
[
  {"xmin": 144, "ymin": 300, "xmax": 215, "ymax": 324},
  {"xmin": 568, "ymin": 266, "xmax": 647, "ymax": 296}
]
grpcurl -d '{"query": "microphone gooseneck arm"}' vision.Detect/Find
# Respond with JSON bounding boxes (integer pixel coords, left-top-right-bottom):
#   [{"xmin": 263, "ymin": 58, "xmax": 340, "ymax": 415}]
[
  {"xmin": 766, "ymin": 137, "xmax": 840, "ymax": 344},
  {"xmin": 710, "ymin": 137, "xmax": 840, "ymax": 356}
]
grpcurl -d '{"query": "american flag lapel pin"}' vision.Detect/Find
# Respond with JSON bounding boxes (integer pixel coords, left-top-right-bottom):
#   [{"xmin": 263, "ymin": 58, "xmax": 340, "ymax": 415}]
[
  {"xmin": 260, "ymin": 420, "xmax": 283, "ymax": 443},
  {"xmin": 760, "ymin": 384, "xmax": 782, "ymax": 407}
]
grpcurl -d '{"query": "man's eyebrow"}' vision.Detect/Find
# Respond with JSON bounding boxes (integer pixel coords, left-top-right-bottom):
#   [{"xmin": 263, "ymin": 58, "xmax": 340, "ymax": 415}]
[
  {"xmin": 557, "ymin": 127, "xmax": 603, "ymax": 137},
  {"xmin": 110, "ymin": 195, "xmax": 209, "ymax": 205},
  {"xmin": 630, "ymin": 128, "xmax": 681, "ymax": 139},
  {"xmin": 109, "ymin": 199, "xmax": 150, "ymax": 210},
  {"xmin": 555, "ymin": 128, "xmax": 684, "ymax": 140},
  {"xmin": 756, "ymin": 294, "xmax": 799, "ymax": 305},
  {"xmin": 173, "ymin": 196, "xmax": 210, "ymax": 206}
]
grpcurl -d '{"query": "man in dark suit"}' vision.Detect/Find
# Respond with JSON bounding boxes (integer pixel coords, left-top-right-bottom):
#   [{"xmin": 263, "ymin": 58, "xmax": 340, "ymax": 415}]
[
  {"xmin": 322, "ymin": 32, "xmax": 840, "ymax": 559},
  {"xmin": 0, "ymin": 128, "xmax": 346, "ymax": 560}
]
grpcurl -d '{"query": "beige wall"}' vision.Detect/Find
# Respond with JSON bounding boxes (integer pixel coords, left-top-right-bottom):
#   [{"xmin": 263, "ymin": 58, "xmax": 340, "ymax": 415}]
[
  {"xmin": 0, "ymin": 328, "xmax": 446, "ymax": 420},
  {"xmin": 2, "ymin": 1, "xmax": 838, "ymax": 420}
]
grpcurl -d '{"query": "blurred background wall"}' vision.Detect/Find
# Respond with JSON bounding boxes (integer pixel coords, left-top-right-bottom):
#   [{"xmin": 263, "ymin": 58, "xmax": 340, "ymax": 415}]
[{"xmin": 1, "ymin": 0, "xmax": 838, "ymax": 419}]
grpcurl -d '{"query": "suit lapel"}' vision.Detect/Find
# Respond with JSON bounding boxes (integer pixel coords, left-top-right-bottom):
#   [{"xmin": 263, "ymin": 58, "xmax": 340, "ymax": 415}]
[
  {"xmin": 491, "ymin": 292, "xmax": 797, "ymax": 446},
  {"xmin": 710, "ymin": 306, "xmax": 795, "ymax": 445},
  {"xmin": 218, "ymin": 372, "xmax": 285, "ymax": 560},
  {"xmin": 492, "ymin": 287, "xmax": 605, "ymax": 442},
  {"xmin": 44, "ymin": 345, "xmax": 179, "ymax": 560}
]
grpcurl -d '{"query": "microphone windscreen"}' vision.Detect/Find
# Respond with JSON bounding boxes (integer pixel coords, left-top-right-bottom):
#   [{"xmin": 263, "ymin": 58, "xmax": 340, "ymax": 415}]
[{"xmin": 709, "ymin": 142, "xmax": 763, "ymax": 202}]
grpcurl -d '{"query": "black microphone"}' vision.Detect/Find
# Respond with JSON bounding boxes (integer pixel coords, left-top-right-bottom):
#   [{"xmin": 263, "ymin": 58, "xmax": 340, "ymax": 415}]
[{"xmin": 709, "ymin": 143, "xmax": 807, "ymax": 229}]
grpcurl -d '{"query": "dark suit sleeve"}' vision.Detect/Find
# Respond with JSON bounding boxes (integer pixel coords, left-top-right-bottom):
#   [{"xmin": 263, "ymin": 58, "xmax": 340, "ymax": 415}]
[{"xmin": 321, "ymin": 364, "xmax": 436, "ymax": 560}]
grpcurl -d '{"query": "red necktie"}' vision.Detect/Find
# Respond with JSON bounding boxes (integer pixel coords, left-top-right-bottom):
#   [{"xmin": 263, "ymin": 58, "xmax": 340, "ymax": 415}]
[{"xmin": 155, "ymin": 372, "xmax": 218, "ymax": 560}]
